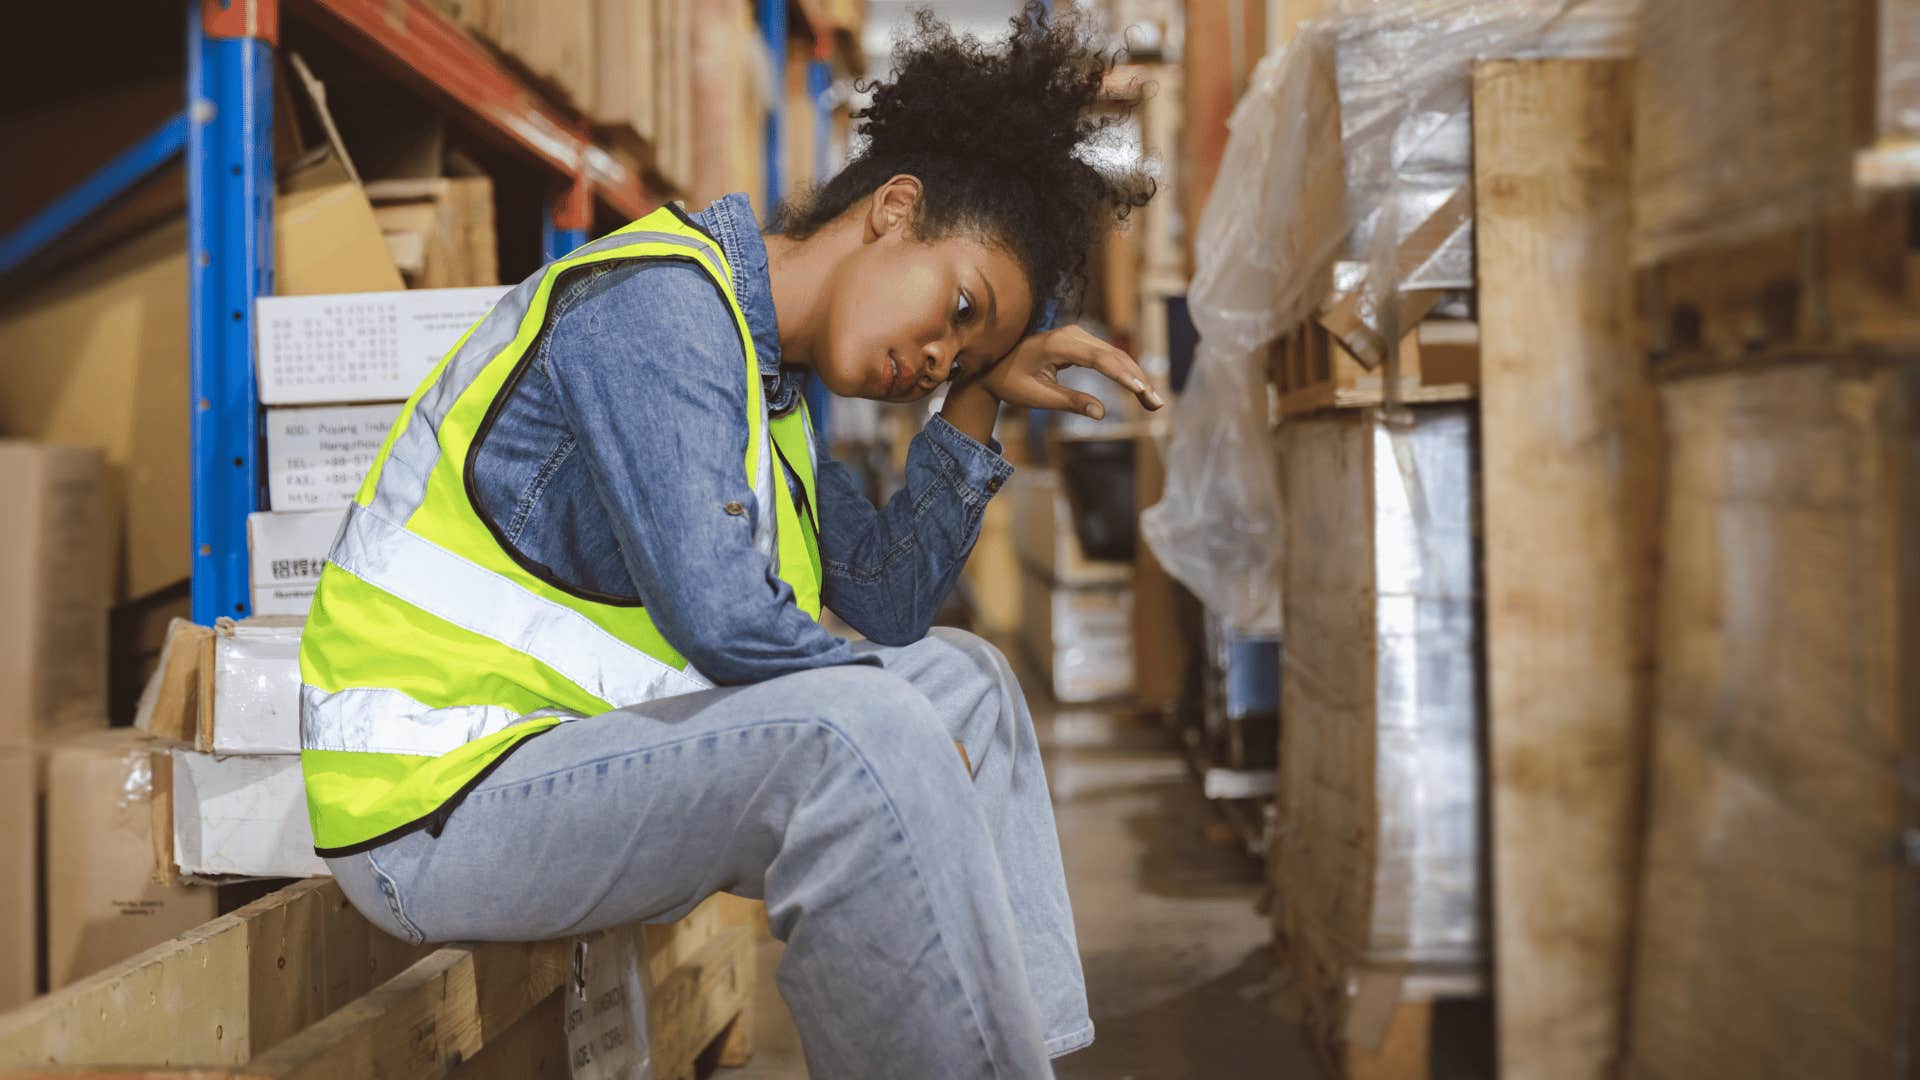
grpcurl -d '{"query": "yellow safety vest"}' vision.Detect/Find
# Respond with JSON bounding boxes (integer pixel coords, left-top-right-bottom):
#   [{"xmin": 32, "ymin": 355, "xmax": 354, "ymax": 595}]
[{"xmin": 299, "ymin": 204, "xmax": 823, "ymax": 856}]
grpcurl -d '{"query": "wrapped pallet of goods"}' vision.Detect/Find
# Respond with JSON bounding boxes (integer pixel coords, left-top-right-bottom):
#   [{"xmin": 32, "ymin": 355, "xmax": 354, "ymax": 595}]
[
  {"xmin": 1625, "ymin": 3, "xmax": 1920, "ymax": 1078},
  {"xmin": 1144, "ymin": 2, "xmax": 1640, "ymax": 1074},
  {"xmin": 1274, "ymin": 403, "xmax": 1481, "ymax": 1063}
]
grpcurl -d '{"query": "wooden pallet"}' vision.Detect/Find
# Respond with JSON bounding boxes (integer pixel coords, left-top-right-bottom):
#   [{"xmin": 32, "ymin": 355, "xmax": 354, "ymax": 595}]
[
  {"xmin": 0, "ymin": 879, "xmax": 758, "ymax": 1080},
  {"xmin": 1268, "ymin": 317, "xmax": 1480, "ymax": 420},
  {"xmin": 1272, "ymin": 893, "xmax": 1483, "ymax": 1080},
  {"xmin": 1638, "ymin": 194, "xmax": 1920, "ymax": 375}
]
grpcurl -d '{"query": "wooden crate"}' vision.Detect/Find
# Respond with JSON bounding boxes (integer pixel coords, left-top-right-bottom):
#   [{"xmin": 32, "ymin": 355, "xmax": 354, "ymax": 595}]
[
  {"xmin": 1638, "ymin": 195, "xmax": 1920, "ymax": 375},
  {"xmin": 0, "ymin": 879, "xmax": 760, "ymax": 1080},
  {"xmin": 1626, "ymin": 358, "xmax": 1919, "ymax": 1080},
  {"xmin": 1634, "ymin": 0, "xmax": 1920, "ymax": 373},
  {"xmin": 1268, "ymin": 316, "xmax": 1479, "ymax": 419},
  {"xmin": 1271, "ymin": 403, "xmax": 1486, "ymax": 1079}
]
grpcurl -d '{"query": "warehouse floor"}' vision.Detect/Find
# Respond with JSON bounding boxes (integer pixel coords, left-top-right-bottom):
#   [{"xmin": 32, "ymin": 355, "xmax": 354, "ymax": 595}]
[{"xmin": 720, "ymin": 660, "xmax": 1323, "ymax": 1078}]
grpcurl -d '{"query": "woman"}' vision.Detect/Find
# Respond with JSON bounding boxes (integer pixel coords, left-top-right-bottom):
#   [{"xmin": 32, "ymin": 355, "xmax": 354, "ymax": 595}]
[{"xmin": 301, "ymin": 6, "xmax": 1155, "ymax": 1075}]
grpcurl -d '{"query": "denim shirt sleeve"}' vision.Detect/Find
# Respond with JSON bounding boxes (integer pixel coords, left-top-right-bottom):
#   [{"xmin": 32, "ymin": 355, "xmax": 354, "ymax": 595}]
[
  {"xmin": 540, "ymin": 261, "xmax": 872, "ymax": 685},
  {"xmin": 813, "ymin": 410, "xmax": 1016, "ymax": 646}
]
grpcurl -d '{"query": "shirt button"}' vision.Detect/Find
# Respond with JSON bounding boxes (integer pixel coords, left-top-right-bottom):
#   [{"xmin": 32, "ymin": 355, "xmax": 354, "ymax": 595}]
[
  {"xmin": 723, "ymin": 501, "xmax": 747, "ymax": 516},
  {"xmin": 985, "ymin": 477, "xmax": 1004, "ymax": 494}
]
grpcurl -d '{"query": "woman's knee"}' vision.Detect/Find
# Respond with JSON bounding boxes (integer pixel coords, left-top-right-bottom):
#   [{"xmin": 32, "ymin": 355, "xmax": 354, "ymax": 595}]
[
  {"xmin": 800, "ymin": 666, "xmax": 955, "ymax": 772},
  {"xmin": 925, "ymin": 625, "xmax": 1012, "ymax": 675}
]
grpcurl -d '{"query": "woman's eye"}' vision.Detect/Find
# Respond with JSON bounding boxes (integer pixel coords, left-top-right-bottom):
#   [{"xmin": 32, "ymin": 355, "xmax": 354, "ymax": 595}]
[{"xmin": 955, "ymin": 292, "xmax": 975, "ymax": 324}]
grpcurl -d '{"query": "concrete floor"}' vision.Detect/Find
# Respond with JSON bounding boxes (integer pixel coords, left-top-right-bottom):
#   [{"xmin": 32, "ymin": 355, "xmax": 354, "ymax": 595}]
[{"xmin": 718, "ymin": 678, "xmax": 1325, "ymax": 1079}]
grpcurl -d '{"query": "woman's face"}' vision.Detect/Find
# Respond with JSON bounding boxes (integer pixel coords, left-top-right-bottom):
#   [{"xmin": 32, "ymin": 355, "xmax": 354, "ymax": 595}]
[{"xmin": 814, "ymin": 221, "xmax": 1034, "ymax": 404}]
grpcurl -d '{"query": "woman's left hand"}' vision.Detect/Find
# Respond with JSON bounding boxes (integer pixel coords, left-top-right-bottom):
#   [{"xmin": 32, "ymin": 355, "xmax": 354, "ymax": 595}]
[{"xmin": 978, "ymin": 325, "xmax": 1165, "ymax": 419}]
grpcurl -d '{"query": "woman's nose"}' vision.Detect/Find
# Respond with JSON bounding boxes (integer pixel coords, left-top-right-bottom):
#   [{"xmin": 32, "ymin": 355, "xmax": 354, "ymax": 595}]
[{"xmin": 921, "ymin": 340, "xmax": 954, "ymax": 385}]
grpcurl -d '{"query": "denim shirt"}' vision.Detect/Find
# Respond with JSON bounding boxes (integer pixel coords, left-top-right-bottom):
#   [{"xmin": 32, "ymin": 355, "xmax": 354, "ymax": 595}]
[{"xmin": 467, "ymin": 194, "xmax": 1016, "ymax": 686}]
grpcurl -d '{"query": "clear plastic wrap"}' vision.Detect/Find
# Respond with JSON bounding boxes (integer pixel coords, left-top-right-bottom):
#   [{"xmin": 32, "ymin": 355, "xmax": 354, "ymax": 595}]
[
  {"xmin": 1276, "ymin": 405, "xmax": 1481, "ymax": 970},
  {"xmin": 1143, "ymin": 0, "xmax": 1634, "ymax": 634},
  {"xmin": 1884, "ymin": 0, "xmax": 1920, "ymax": 139},
  {"xmin": 1629, "ymin": 362, "xmax": 1917, "ymax": 1079},
  {"xmin": 1633, "ymin": 0, "xmax": 1870, "ymax": 263}
]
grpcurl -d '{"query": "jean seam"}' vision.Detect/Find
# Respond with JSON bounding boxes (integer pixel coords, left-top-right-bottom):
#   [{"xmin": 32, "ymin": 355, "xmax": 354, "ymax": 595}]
[
  {"xmin": 364, "ymin": 849, "xmax": 428, "ymax": 945},
  {"xmin": 504, "ymin": 433, "xmax": 577, "ymax": 543}
]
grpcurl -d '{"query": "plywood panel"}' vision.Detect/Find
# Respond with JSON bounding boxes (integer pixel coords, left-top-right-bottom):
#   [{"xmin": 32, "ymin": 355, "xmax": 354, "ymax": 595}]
[{"xmin": 1472, "ymin": 58, "xmax": 1650, "ymax": 1080}]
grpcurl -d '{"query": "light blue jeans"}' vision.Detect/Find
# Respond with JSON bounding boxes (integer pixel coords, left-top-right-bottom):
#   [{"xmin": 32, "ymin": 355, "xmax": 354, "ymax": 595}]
[{"xmin": 327, "ymin": 627, "xmax": 1093, "ymax": 1078}]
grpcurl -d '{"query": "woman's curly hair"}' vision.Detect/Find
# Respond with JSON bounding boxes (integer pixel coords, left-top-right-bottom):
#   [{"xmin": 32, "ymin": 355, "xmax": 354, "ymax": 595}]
[{"xmin": 773, "ymin": 2, "xmax": 1153, "ymax": 331}]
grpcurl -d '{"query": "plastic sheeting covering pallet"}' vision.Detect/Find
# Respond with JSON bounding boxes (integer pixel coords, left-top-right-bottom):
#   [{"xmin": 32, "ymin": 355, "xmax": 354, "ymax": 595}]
[
  {"xmin": 1273, "ymin": 404, "xmax": 1483, "ymax": 1059},
  {"xmin": 1143, "ymin": 0, "xmax": 1634, "ymax": 635}
]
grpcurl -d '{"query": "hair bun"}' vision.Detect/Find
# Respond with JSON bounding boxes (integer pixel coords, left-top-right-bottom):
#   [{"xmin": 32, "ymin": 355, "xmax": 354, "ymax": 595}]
[{"xmin": 859, "ymin": 5, "xmax": 1112, "ymax": 169}]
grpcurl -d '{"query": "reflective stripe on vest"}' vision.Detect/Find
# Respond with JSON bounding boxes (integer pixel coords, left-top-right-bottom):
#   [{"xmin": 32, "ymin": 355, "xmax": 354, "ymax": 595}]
[{"xmin": 299, "ymin": 204, "xmax": 823, "ymax": 856}]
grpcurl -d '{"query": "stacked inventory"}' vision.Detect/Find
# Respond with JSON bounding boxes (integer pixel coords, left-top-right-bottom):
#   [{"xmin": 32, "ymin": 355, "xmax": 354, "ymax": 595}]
[
  {"xmin": 0, "ymin": 445, "xmax": 112, "ymax": 1009},
  {"xmin": 1011, "ymin": 468, "xmax": 1135, "ymax": 704},
  {"xmin": 1142, "ymin": 2, "xmax": 1642, "ymax": 1073},
  {"xmin": 250, "ymin": 285, "xmax": 507, "ymax": 615},
  {"xmin": 1624, "ymin": 3, "xmax": 1920, "ymax": 1076}
]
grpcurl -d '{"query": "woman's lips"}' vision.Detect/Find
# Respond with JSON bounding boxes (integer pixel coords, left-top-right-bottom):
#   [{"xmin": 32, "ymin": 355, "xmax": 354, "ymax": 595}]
[{"xmin": 884, "ymin": 352, "xmax": 914, "ymax": 399}]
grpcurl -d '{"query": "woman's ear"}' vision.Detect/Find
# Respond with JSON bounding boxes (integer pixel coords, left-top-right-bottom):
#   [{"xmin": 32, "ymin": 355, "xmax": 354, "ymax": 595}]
[{"xmin": 864, "ymin": 175, "xmax": 924, "ymax": 241}]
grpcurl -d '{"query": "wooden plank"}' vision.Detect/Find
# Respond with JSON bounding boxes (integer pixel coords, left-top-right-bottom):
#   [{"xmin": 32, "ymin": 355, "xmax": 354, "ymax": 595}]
[
  {"xmin": 446, "ymin": 989, "xmax": 568, "ymax": 1080},
  {"xmin": 1639, "ymin": 196, "xmax": 1920, "ymax": 373},
  {"xmin": 1473, "ymin": 59, "xmax": 1649, "ymax": 1080},
  {"xmin": 1627, "ymin": 360, "xmax": 1917, "ymax": 1079},
  {"xmin": 0, "ymin": 879, "xmax": 429, "ymax": 1069},
  {"xmin": 648, "ymin": 926, "xmax": 754, "ymax": 1080},
  {"xmin": 1273, "ymin": 319, "xmax": 1479, "ymax": 419},
  {"xmin": 1340, "ymin": 999, "xmax": 1432, "ymax": 1080},
  {"xmin": 239, "ymin": 939, "xmax": 568, "ymax": 1079}
]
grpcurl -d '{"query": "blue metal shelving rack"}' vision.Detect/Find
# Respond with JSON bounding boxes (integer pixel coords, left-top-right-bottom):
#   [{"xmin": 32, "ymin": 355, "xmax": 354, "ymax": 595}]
[{"xmin": 1, "ymin": 0, "xmax": 853, "ymax": 625}]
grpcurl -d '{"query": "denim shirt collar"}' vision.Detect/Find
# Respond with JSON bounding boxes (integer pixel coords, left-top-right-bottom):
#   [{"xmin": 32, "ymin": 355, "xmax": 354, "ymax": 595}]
[{"xmin": 691, "ymin": 193, "xmax": 799, "ymax": 413}]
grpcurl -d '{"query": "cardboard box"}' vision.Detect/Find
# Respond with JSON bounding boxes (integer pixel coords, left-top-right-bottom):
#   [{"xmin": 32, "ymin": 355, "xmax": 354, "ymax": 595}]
[
  {"xmin": 0, "ymin": 151, "xmax": 402, "ymax": 601},
  {"xmin": 45, "ymin": 730, "xmax": 218, "ymax": 989},
  {"xmin": 593, "ymin": 0, "xmax": 659, "ymax": 143},
  {"xmin": 0, "ymin": 748, "xmax": 37, "ymax": 1011},
  {"xmin": 247, "ymin": 510, "xmax": 345, "ymax": 617},
  {"xmin": 137, "ymin": 617, "xmax": 303, "ymax": 756},
  {"xmin": 0, "ymin": 442, "xmax": 110, "ymax": 748},
  {"xmin": 266, "ymin": 403, "xmax": 403, "ymax": 512},
  {"xmin": 474, "ymin": 0, "xmax": 596, "ymax": 114},
  {"xmin": 134, "ymin": 618, "xmax": 210, "ymax": 745},
  {"xmin": 255, "ymin": 285, "xmax": 510, "ymax": 406},
  {"xmin": 962, "ymin": 491, "xmax": 1020, "ymax": 637},
  {"xmin": 202, "ymin": 618, "xmax": 304, "ymax": 756},
  {"xmin": 365, "ymin": 177, "xmax": 500, "ymax": 290},
  {"xmin": 171, "ymin": 750, "xmax": 328, "ymax": 879},
  {"xmin": 1018, "ymin": 567, "xmax": 1134, "ymax": 703}
]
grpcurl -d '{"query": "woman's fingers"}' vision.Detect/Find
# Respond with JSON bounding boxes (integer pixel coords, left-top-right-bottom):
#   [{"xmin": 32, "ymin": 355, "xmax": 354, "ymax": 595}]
[
  {"xmin": 1049, "ymin": 330, "xmax": 1165, "ymax": 410},
  {"xmin": 1018, "ymin": 376, "xmax": 1106, "ymax": 419}
]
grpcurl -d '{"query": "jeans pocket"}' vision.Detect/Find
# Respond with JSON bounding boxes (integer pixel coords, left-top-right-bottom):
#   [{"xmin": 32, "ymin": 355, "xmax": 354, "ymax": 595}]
[{"xmin": 363, "ymin": 849, "xmax": 430, "ymax": 945}]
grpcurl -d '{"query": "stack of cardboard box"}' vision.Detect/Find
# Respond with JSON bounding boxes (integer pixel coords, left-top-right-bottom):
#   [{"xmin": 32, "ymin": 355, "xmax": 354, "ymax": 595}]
[
  {"xmin": 0, "ymin": 444, "xmax": 224, "ymax": 1007},
  {"xmin": 1010, "ymin": 469, "xmax": 1135, "ymax": 704},
  {"xmin": 249, "ymin": 283, "xmax": 509, "ymax": 617},
  {"xmin": 139, "ymin": 617, "xmax": 327, "ymax": 880},
  {"xmin": 0, "ymin": 444, "xmax": 110, "ymax": 1009}
]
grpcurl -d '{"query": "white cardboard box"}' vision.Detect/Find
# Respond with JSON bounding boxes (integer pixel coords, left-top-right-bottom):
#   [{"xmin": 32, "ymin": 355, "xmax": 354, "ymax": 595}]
[
  {"xmin": 207, "ymin": 617, "xmax": 304, "ymax": 755},
  {"xmin": 247, "ymin": 510, "xmax": 345, "ymax": 617},
  {"xmin": 266, "ymin": 403, "xmax": 404, "ymax": 511},
  {"xmin": 255, "ymin": 285, "xmax": 510, "ymax": 405},
  {"xmin": 171, "ymin": 750, "xmax": 328, "ymax": 878}
]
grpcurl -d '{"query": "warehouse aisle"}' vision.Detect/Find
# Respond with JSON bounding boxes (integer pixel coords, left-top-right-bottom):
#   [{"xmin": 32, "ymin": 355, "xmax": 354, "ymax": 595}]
[{"xmin": 721, "ymin": 661, "xmax": 1321, "ymax": 1079}]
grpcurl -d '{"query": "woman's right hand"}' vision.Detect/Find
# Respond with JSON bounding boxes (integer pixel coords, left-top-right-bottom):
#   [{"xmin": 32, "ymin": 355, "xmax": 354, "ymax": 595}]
[{"xmin": 979, "ymin": 325, "xmax": 1165, "ymax": 419}]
